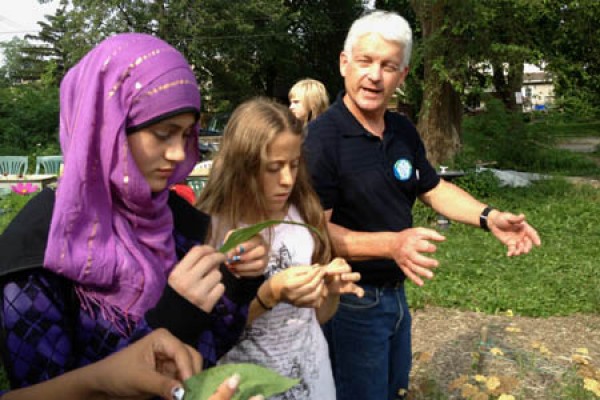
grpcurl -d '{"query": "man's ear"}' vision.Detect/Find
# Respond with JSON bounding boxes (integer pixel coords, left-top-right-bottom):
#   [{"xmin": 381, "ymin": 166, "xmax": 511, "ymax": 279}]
[
  {"xmin": 396, "ymin": 66, "xmax": 410, "ymax": 87},
  {"xmin": 339, "ymin": 51, "xmax": 348, "ymax": 77}
]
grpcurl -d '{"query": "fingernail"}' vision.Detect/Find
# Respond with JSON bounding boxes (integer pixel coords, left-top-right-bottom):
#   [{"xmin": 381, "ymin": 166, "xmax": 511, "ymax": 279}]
[
  {"xmin": 172, "ymin": 386, "xmax": 185, "ymax": 400},
  {"xmin": 227, "ymin": 373, "xmax": 241, "ymax": 390},
  {"xmin": 232, "ymin": 255, "xmax": 241, "ymax": 262},
  {"xmin": 238, "ymin": 245, "xmax": 245, "ymax": 254}
]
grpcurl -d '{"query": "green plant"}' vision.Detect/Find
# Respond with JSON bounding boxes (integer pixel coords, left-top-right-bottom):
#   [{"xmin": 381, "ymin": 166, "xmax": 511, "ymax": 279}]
[
  {"xmin": 0, "ymin": 193, "xmax": 35, "ymax": 233},
  {"xmin": 546, "ymin": 368, "xmax": 600, "ymax": 399},
  {"xmin": 453, "ymin": 169, "xmax": 501, "ymax": 200}
]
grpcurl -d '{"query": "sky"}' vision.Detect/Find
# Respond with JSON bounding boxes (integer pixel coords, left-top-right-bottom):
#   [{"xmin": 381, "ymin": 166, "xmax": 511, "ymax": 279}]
[{"xmin": 0, "ymin": 0, "xmax": 60, "ymax": 42}]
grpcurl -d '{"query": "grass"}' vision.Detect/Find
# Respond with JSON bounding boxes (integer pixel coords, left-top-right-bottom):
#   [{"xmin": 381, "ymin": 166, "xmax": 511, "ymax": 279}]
[
  {"xmin": 407, "ymin": 178, "xmax": 600, "ymax": 317},
  {"xmin": 526, "ymin": 119, "xmax": 600, "ymax": 138}
]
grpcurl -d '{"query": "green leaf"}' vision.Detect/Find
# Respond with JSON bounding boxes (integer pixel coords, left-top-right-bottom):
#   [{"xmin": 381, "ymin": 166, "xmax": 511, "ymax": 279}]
[
  {"xmin": 218, "ymin": 220, "xmax": 323, "ymax": 253},
  {"xmin": 184, "ymin": 363, "xmax": 299, "ymax": 400}
]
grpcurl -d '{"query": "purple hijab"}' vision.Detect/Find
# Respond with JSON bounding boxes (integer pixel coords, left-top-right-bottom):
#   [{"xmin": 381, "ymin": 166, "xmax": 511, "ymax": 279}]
[{"xmin": 44, "ymin": 33, "xmax": 201, "ymax": 325}]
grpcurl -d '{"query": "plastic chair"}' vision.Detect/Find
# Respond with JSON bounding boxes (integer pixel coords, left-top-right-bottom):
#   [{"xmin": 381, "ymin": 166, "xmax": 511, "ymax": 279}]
[
  {"xmin": 186, "ymin": 177, "xmax": 208, "ymax": 196},
  {"xmin": 0, "ymin": 156, "xmax": 28, "ymax": 176},
  {"xmin": 195, "ymin": 160, "xmax": 213, "ymax": 170},
  {"xmin": 35, "ymin": 155, "xmax": 63, "ymax": 175}
]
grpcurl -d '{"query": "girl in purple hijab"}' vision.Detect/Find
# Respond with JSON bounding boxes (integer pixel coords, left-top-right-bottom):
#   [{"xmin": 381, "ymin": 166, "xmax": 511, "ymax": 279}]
[{"xmin": 0, "ymin": 33, "xmax": 267, "ymax": 390}]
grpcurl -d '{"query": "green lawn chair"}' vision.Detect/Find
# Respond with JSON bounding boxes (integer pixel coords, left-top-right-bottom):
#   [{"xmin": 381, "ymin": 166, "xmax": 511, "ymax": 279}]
[
  {"xmin": 35, "ymin": 155, "xmax": 63, "ymax": 175},
  {"xmin": 0, "ymin": 156, "xmax": 28, "ymax": 176}
]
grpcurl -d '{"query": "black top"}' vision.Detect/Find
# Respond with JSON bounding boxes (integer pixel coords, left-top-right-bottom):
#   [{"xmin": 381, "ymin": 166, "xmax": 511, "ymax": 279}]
[{"xmin": 305, "ymin": 92, "xmax": 440, "ymax": 285}]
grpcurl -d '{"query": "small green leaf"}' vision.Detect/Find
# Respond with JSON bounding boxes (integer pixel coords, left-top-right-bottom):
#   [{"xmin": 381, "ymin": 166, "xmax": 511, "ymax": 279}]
[
  {"xmin": 218, "ymin": 220, "xmax": 323, "ymax": 253},
  {"xmin": 184, "ymin": 363, "xmax": 300, "ymax": 400}
]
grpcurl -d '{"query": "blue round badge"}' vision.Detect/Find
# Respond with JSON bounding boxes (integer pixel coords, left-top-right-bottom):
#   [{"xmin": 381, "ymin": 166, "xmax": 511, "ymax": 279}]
[{"xmin": 393, "ymin": 159, "xmax": 413, "ymax": 181}]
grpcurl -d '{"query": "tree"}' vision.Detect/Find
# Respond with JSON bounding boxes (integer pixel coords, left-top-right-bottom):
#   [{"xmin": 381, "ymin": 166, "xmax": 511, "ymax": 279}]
[
  {"xmin": 0, "ymin": 84, "xmax": 59, "ymax": 153},
  {"xmin": 536, "ymin": 0, "xmax": 600, "ymax": 114},
  {"xmin": 375, "ymin": 0, "xmax": 543, "ymax": 164}
]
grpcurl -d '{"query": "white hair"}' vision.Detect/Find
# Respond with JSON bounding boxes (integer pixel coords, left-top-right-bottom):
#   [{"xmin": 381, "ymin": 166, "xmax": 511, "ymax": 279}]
[{"xmin": 343, "ymin": 10, "xmax": 413, "ymax": 69}]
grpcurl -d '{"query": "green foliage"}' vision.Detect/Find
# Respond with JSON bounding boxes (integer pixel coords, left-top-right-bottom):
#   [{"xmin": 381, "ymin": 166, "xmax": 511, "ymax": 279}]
[
  {"xmin": 539, "ymin": 0, "xmax": 600, "ymax": 111},
  {"xmin": 0, "ymin": 84, "xmax": 60, "ymax": 165},
  {"xmin": 409, "ymin": 178, "xmax": 600, "ymax": 317},
  {"xmin": 184, "ymin": 363, "xmax": 299, "ymax": 400},
  {"xmin": 457, "ymin": 99, "xmax": 600, "ymax": 177},
  {"xmin": 0, "ymin": 193, "xmax": 35, "ymax": 233},
  {"xmin": 552, "ymin": 91, "xmax": 600, "ymax": 121},
  {"xmin": 453, "ymin": 169, "xmax": 502, "ymax": 200}
]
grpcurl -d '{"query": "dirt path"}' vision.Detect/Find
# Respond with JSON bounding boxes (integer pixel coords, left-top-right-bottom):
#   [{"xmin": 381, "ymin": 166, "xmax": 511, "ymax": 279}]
[
  {"xmin": 557, "ymin": 137, "xmax": 600, "ymax": 168},
  {"xmin": 409, "ymin": 306, "xmax": 600, "ymax": 399}
]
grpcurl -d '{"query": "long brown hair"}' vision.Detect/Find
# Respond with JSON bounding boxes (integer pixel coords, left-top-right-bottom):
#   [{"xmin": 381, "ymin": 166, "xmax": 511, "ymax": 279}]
[{"xmin": 197, "ymin": 97, "xmax": 332, "ymax": 264}]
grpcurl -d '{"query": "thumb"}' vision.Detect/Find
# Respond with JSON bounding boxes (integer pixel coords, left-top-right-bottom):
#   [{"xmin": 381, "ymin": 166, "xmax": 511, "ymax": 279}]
[{"xmin": 507, "ymin": 213, "xmax": 526, "ymax": 224}]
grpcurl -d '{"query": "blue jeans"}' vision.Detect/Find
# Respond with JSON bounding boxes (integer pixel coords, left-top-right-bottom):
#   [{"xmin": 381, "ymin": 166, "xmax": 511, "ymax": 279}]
[{"xmin": 323, "ymin": 284, "xmax": 412, "ymax": 400}]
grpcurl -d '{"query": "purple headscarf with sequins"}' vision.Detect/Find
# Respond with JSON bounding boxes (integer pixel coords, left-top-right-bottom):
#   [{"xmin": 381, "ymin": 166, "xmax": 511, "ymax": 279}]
[{"xmin": 44, "ymin": 33, "xmax": 201, "ymax": 324}]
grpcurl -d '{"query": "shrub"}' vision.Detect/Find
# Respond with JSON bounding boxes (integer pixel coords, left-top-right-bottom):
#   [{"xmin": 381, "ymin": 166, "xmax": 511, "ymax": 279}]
[{"xmin": 453, "ymin": 169, "xmax": 501, "ymax": 200}]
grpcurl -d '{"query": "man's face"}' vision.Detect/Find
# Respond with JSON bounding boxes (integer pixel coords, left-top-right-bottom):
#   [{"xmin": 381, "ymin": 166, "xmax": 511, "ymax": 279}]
[{"xmin": 340, "ymin": 33, "xmax": 408, "ymax": 118}]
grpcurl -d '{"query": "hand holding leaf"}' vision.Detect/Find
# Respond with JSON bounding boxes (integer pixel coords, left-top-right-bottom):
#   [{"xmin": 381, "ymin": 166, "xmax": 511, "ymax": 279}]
[{"xmin": 184, "ymin": 363, "xmax": 299, "ymax": 400}]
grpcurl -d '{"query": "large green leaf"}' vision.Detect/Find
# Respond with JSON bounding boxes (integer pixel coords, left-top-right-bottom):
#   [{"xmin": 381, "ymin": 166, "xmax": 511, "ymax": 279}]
[
  {"xmin": 184, "ymin": 363, "xmax": 299, "ymax": 400},
  {"xmin": 218, "ymin": 220, "xmax": 323, "ymax": 254}
]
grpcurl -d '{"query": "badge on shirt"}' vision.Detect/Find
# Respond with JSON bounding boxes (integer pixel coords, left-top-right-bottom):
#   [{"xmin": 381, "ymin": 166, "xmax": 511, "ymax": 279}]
[{"xmin": 393, "ymin": 159, "xmax": 413, "ymax": 181}]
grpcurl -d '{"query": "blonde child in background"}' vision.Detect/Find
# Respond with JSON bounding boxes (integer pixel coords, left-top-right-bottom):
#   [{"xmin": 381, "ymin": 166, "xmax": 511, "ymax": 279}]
[
  {"xmin": 197, "ymin": 97, "xmax": 363, "ymax": 399},
  {"xmin": 288, "ymin": 79, "xmax": 329, "ymax": 126}
]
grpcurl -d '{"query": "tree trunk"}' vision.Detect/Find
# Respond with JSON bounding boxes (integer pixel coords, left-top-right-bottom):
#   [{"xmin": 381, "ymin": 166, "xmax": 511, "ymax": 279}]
[
  {"xmin": 417, "ymin": 79, "xmax": 462, "ymax": 166},
  {"xmin": 412, "ymin": 0, "xmax": 462, "ymax": 166},
  {"xmin": 492, "ymin": 61, "xmax": 524, "ymax": 111}
]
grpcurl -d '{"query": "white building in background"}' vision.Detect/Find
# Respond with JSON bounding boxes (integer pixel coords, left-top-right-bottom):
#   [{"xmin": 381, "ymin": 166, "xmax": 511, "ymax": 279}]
[{"xmin": 521, "ymin": 63, "xmax": 554, "ymax": 112}]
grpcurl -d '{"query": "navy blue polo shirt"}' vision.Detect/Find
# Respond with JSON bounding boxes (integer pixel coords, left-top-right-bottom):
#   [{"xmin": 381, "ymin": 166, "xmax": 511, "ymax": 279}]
[{"xmin": 305, "ymin": 92, "xmax": 440, "ymax": 285}]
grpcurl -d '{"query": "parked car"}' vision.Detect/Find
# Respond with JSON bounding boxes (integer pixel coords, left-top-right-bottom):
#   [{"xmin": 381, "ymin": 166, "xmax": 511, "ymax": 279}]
[{"xmin": 198, "ymin": 112, "xmax": 230, "ymax": 157}]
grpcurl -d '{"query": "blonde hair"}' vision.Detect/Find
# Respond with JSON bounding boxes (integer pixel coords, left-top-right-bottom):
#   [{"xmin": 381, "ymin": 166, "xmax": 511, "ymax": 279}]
[
  {"xmin": 288, "ymin": 79, "xmax": 330, "ymax": 126},
  {"xmin": 197, "ymin": 97, "xmax": 332, "ymax": 264}
]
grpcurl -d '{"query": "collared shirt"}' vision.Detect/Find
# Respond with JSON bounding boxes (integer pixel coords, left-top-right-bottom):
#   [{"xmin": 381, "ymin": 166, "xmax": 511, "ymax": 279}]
[{"xmin": 305, "ymin": 92, "xmax": 440, "ymax": 285}]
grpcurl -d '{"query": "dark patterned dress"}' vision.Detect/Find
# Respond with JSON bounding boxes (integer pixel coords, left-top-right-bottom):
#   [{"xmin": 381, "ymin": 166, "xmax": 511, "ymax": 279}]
[{"xmin": 0, "ymin": 188, "xmax": 262, "ymax": 391}]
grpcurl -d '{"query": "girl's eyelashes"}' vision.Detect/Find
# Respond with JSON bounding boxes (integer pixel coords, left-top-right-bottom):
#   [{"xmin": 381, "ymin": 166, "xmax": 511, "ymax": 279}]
[
  {"xmin": 266, "ymin": 158, "xmax": 300, "ymax": 170},
  {"xmin": 152, "ymin": 129, "xmax": 171, "ymax": 140}
]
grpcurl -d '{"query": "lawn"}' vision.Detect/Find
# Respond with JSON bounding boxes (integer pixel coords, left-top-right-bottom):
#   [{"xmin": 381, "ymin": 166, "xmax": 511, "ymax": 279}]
[{"xmin": 407, "ymin": 177, "xmax": 600, "ymax": 317}]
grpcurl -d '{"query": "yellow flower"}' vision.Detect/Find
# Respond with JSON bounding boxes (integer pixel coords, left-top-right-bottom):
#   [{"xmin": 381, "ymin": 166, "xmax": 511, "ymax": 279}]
[
  {"xmin": 490, "ymin": 347, "xmax": 504, "ymax": 356},
  {"xmin": 583, "ymin": 378, "xmax": 600, "ymax": 396},
  {"xmin": 497, "ymin": 395, "xmax": 516, "ymax": 400},
  {"xmin": 485, "ymin": 376, "xmax": 501, "ymax": 391}
]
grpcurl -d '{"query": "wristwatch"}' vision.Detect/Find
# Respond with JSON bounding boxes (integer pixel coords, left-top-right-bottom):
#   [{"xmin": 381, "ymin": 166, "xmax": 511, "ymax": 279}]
[{"xmin": 479, "ymin": 206, "xmax": 494, "ymax": 231}]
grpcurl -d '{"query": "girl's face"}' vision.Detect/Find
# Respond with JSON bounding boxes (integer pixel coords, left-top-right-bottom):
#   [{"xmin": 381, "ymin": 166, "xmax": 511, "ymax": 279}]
[
  {"xmin": 289, "ymin": 95, "xmax": 307, "ymax": 121},
  {"xmin": 261, "ymin": 130, "xmax": 302, "ymax": 219},
  {"xmin": 128, "ymin": 112, "xmax": 196, "ymax": 192}
]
